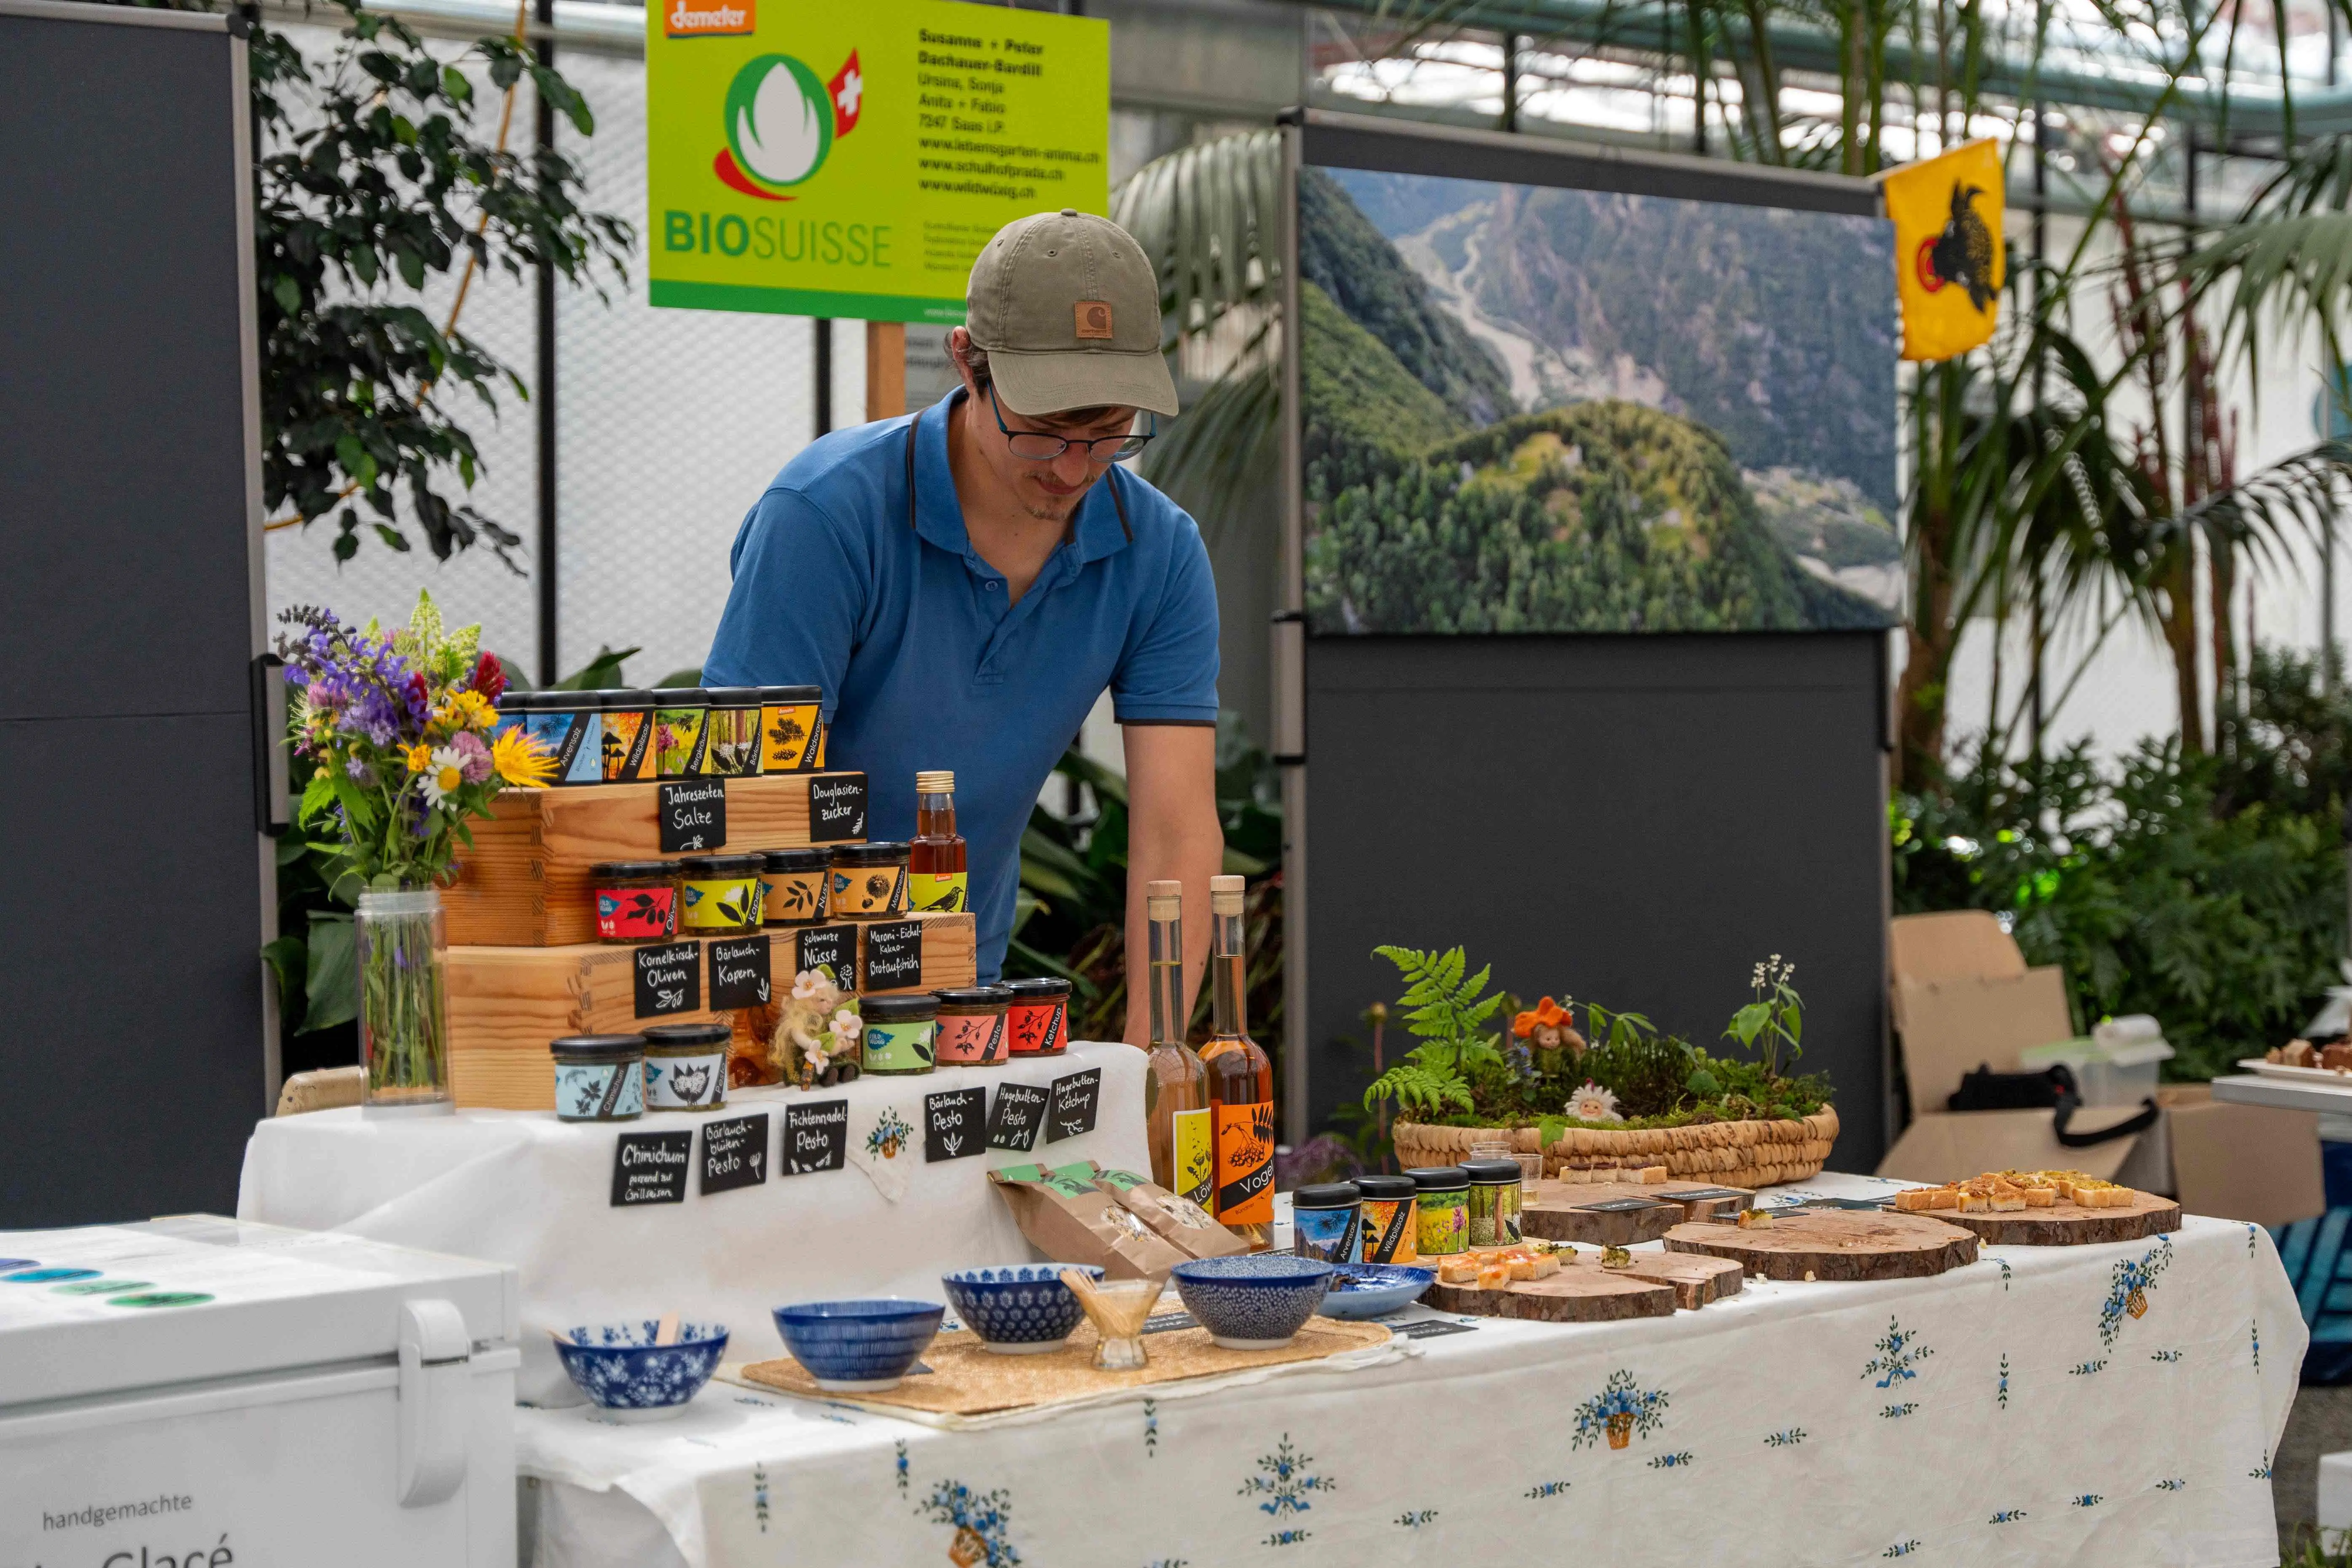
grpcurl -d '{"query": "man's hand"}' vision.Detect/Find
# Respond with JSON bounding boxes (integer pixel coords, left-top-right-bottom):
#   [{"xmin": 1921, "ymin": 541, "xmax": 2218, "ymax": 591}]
[{"xmin": 1121, "ymin": 723, "xmax": 1224, "ymax": 1048}]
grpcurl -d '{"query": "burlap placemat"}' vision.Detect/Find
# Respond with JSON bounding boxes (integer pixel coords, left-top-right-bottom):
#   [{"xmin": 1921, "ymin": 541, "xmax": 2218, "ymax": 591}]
[{"xmin": 737, "ymin": 1317, "xmax": 1392, "ymax": 1418}]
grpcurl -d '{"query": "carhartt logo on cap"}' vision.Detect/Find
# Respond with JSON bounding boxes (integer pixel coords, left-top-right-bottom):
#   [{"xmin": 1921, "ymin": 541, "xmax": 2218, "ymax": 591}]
[{"xmin": 1075, "ymin": 301, "xmax": 1113, "ymax": 340}]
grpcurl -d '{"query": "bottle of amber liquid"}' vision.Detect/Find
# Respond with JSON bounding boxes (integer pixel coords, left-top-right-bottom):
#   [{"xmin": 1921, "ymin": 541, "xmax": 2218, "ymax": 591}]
[
  {"xmin": 1200, "ymin": 874, "xmax": 1274, "ymax": 1250},
  {"xmin": 908, "ymin": 770, "xmax": 968, "ymax": 914},
  {"xmin": 1141, "ymin": 881, "xmax": 1212, "ymax": 1208}
]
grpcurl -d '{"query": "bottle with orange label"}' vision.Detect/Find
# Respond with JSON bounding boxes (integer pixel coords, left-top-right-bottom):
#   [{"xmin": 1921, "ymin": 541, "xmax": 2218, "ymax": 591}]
[{"xmin": 1200, "ymin": 873, "xmax": 1274, "ymax": 1250}]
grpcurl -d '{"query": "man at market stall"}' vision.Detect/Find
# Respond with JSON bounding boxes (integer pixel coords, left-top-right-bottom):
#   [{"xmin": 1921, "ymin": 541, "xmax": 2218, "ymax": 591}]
[{"xmin": 704, "ymin": 210, "xmax": 1225, "ymax": 1042}]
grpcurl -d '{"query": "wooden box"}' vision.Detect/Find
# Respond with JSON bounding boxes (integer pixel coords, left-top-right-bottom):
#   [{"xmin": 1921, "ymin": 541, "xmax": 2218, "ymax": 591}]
[
  {"xmin": 443, "ymin": 772, "xmax": 870, "ymax": 946},
  {"xmin": 447, "ymin": 912, "xmax": 975, "ymax": 1110}
]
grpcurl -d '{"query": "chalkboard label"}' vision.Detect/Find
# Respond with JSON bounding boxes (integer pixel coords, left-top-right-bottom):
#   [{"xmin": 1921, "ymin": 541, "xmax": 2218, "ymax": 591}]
[
  {"xmin": 860, "ymin": 919, "xmax": 924, "ymax": 991},
  {"xmin": 1575, "ymin": 1197, "xmax": 1673, "ymax": 1214},
  {"xmin": 658, "ymin": 779, "xmax": 728, "ymax": 852},
  {"xmin": 701, "ymin": 1114, "xmax": 768, "ymax": 1196},
  {"xmin": 633, "ymin": 942, "xmax": 701, "ymax": 1018},
  {"xmin": 611, "ymin": 1130, "xmax": 693, "ymax": 1206},
  {"xmin": 708, "ymin": 934, "xmax": 771, "ymax": 1011},
  {"xmin": 783, "ymin": 1099, "xmax": 848, "ymax": 1175},
  {"xmin": 794, "ymin": 924, "xmax": 854, "ymax": 986},
  {"xmin": 808, "ymin": 774, "xmax": 868, "ymax": 842},
  {"xmin": 985, "ymin": 1082, "xmax": 1049, "ymax": 1152},
  {"xmin": 924, "ymin": 1087, "xmax": 987, "ymax": 1162},
  {"xmin": 1045, "ymin": 1068, "xmax": 1102, "ymax": 1144}
]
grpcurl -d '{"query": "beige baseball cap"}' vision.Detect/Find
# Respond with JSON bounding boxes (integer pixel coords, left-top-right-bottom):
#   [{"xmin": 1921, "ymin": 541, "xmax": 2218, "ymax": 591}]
[{"xmin": 965, "ymin": 209, "xmax": 1179, "ymax": 419}]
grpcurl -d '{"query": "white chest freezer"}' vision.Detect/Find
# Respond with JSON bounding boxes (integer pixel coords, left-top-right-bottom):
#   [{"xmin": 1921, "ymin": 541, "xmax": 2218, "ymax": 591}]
[{"xmin": 0, "ymin": 1215, "xmax": 518, "ymax": 1568}]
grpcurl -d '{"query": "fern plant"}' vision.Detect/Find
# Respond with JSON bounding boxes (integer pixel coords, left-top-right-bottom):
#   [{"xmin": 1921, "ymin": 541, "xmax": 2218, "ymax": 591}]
[{"xmin": 1361, "ymin": 945, "xmax": 1505, "ymax": 1120}]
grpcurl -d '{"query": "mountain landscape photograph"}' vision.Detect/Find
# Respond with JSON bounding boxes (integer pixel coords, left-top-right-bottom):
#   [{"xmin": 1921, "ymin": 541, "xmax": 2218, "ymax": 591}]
[{"xmin": 1302, "ymin": 164, "xmax": 1901, "ymax": 635}]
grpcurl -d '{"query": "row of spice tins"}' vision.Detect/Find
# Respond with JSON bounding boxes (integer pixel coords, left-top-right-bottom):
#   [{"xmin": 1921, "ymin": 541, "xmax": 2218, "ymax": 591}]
[
  {"xmin": 1289, "ymin": 1161, "xmax": 1525, "ymax": 1265},
  {"xmin": 495, "ymin": 685, "xmax": 824, "ymax": 787},
  {"xmin": 546, "ymin": 978, "xmax": 1074, "ymax": 1119},
  {"xmin": 592, "ymin": 843, "xmax": 913, "ymax": 941}
]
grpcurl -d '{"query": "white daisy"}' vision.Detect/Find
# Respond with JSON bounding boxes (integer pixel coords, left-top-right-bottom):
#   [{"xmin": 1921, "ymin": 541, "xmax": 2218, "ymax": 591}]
[
  {"xmin": 420, "ymin": 746, "xmax": 469, "ymax": 808},
  {"xmin": 1567, "ymin": 1082, "xmax": 1624, "ymax": 1123}
]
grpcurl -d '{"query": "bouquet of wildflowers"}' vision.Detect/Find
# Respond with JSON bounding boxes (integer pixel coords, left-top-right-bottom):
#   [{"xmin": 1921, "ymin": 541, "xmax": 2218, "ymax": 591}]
[{"xmin": 277, "ymin": 593, "xmax": 552, "ymax": 889}]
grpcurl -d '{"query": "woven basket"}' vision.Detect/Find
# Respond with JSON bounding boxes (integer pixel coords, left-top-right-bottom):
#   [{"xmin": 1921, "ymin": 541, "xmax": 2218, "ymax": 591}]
[{"xmin": 1391, "ymin": 1105, "xmax": 1839, "ymax": 1190}]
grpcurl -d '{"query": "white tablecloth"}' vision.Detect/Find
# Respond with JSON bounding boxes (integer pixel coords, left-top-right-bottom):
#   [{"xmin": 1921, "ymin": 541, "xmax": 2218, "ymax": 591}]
[
  {"xmin": 513, "ymin": 1175, "xmax": 2306, "ymax": 1568},
  {"xmin": 238, "ymin": 1042, "xmax": 1146, "ymax": 1404}
]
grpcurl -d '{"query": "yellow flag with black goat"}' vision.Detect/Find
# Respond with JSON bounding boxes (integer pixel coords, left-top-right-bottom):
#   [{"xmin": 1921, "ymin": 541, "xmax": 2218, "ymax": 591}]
[{"xmin": 1882, "ymin": 138, "xmax": 2004, "ymax": 361}]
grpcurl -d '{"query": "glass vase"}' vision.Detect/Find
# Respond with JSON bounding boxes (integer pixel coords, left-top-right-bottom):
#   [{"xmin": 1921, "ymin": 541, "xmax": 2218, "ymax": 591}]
[{"xmin": 357, "ymin": 889, "xmax": 454, "ymax": 1115}]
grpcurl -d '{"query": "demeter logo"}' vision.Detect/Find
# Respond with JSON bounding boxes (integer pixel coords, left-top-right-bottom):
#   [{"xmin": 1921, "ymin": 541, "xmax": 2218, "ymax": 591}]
[
  {"xmin": 664, "ymin": 0, "xmax": 753, "ymax": 38},
  {"xmin": 715, "ymin": 51, "xmax": 863, "ymax": 201}
]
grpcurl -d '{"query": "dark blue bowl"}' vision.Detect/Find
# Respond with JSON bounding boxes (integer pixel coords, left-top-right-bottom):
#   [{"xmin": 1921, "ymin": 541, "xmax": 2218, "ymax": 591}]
[
  {"xmin": 554, "ymin": 1320, "xmax": 729, "ymax": 1421},
  {"xmin": 1170, "ymin": 1255, "xmax": 1335, "ymax": 1348},
  {"xmin": 942, "ymin": 1265, "xmax": 1102, "ymax": 1353},
  {"xmin": 773, "ymin": 1298, "xmax": 945, "ymax": 1391},
  {"xmin": 1317, "ymin": 1263, "xmax": 1437, "ymax": 1320}
]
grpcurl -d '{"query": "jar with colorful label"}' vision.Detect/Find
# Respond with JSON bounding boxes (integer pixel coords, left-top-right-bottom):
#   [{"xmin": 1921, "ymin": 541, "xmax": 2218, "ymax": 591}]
[
  {"xmin": 492, "ymin": 690, "xmax": 539, "ymax": 754},
  {"xmin": 590, "ymin": 860, "xmax": 677, "ymax": 944},
  {"xmin": 859, "ymin": 994, "xmax": 937, "ymax": 1075},
  {"xmin": 756, "ymin": 685, "xmax": 823, "ymax": 773},
  {"xmin": 598, "ymin": 690, "xmax": 657, "ymax": 782},
  {"xmin": 678, "ymin": 853, "xmax": 763, "ymax": 936},
  {"xmin": 701, "ymin": 687, "xmax": 766, "ymax": 777},
  {"xmin": 1291, "ymin": 1182, "xmax": 1362, "ymax": 1263},
  {"xmin": 653, "ymin": 691, "xmax": 711, "ymax": 778},
  {"xmin": 551, "ymin": 1034, "xmax": 646, "ymax": 1121},
  {"xmin": 932, "ymin": 985, "xmax": 1012, "ymax": 1065},
  {"xmin": 1354, "ymin": 1174, "xmax": 1419, "ymax": 1264},
  {"xmin": 1406, "ymin": 1166, "xmax": 1470, "ymax": 1257},
  {"xmin": 1464, "ymin": 1158, "xmax": 1525, "ymax": 1246},
  {"xmin": 760, "ymin": 846, "xmax": 830, "ymax": 927},
  {"xmin": 530, "ymin": 692, "xmax": 603, "ymax": 788},
  {"xmin": 829, "ymin": 841, "xmax": 909, "ymax": 919},
  {"xmin": 1004, "ymin": 977, "xmax": 1071, "ymax": 1057},
  {"xmin": 641, "ymin": 1022, "xmax": 730, "ymax": 1111}
]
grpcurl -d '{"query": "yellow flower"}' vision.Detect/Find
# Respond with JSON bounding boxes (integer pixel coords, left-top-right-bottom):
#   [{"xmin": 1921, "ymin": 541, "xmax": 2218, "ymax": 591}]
[
  {"xmin": 451, "ymin": 689, "xmax": 497, "ymax": 731},
  {"xmin": 404, "ymin": 744, "xmax": 434, "ymax": 774},
  {"xmin": 491, "ymin": 726, "xmax": 556, "ymax": 789}
]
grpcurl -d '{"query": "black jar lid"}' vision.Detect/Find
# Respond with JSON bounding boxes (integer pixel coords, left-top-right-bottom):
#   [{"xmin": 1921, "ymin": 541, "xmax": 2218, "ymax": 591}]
[
  {"xmin": 549, "ymin": 1033, "xmax": 645, "ymax": 1061},
  {"xmin": 1404, "ymin": 1165, "xmax": 1470, "ymax": 1191},
  {"xmin": 702, "ymin": 686, "xmax": 765, "ymax": 707},
  {"xmin": 641, "ymin": 1021, "xmax": 731, "ymax": 1049},
  {"xmin": 589, "ymin": 859, "xmax": 675, "ymax": 881},
  {"xmin": 1293, "ymin": 1181, "xmax": 1361, "ymax": 1208},
  {"xmin": 831, "ymin": 840, "xmax": 910, "ymax": 866},
  {"xmin": 678, "ymin": 853, "xmax": 765, "ymax": 877},
  {"xmin": 653, "ymin": 687, "xmax": 711, "ymax": 705},
  {"xmin": 755, "ymin": 684, "xmax": 822, "ymax": 703},
  {"xmin": 761, "ymin": 847, "xmax": 832, "ymax": 873},
  {"xmin": 860, "ymin": 994, "xmax": 938, "ymax": 1021},
  {"xmin": 1353, "ymin": 1174, "xmax": 1417, "ymax": 1200},
  {"xmin": 534, "ymin": 687, "xmax": 596, "ymax": 709},
  {"xmin": 1463, "ymin": 1158, "xmax": 1525, "ymax": 1183},
  {"xmin": 598, "ymin": 688, "xmax": 656, "ymax": 709},
  {"xmin": 496, "ymin": 690, "xmax": 543, "ymax": 713},
  {"xmin": 933, "ymin": 985, "xmax": 1014, "ymax": 1008},
  {"xmin": 1002, "ymin": 976, "xmax": 1073, "ymax": 1000}
]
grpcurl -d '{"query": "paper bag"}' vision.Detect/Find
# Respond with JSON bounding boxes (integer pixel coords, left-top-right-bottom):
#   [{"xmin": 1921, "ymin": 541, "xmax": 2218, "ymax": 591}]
[
  {"xmin": 1095, "ymin": 1167, "xmax": 1249, "ymax": 1260},
  {"xmin": 988, "ymin": 1161, "xmax": 1189, "ymax": 1280}
]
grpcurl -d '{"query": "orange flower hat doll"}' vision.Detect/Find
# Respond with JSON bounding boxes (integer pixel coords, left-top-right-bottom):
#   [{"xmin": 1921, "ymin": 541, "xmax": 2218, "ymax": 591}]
[{"xmin": 1512, "ymin": 996, "xmax": 1587, "ymax": 1062}]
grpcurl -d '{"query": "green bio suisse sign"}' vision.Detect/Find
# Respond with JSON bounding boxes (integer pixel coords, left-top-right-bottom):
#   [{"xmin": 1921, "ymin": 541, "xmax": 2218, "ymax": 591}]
[{"xmin": 646, "ymin": 0, "xmax": 1110, "ymax": 323}]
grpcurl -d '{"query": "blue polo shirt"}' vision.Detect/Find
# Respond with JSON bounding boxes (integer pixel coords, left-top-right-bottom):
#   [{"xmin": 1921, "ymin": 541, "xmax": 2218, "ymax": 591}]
[{"xmin": 704, "ymin": 389, "xmax": 1221, "ymax": 982}]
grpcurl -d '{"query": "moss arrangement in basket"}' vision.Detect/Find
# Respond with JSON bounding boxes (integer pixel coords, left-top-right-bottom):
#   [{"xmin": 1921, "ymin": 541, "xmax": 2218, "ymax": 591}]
[{"xmin": 1362, "ymin": 946, "xmax": 1832, "ymax": 1159}]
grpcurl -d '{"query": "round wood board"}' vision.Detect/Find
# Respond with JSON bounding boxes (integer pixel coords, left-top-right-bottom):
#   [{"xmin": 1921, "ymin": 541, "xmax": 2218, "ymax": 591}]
[
  {"xmin": 1520, "ymin": 1181, "xmax": 1754, "ymax": 1247},
  {"xmin": 1664, "ymin": 1210, "xmax": 1978, "ymax": 1281},
  {"xmin": 1928, "ymin": 1191, "xmax": 2181, "ymax": 1246}
]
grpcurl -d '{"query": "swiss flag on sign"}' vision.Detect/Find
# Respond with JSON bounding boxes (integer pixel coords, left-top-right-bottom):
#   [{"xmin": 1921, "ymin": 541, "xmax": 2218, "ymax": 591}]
[{"xmin": 830, "ymin": 51, "xmax": 863, "ymax": 139}]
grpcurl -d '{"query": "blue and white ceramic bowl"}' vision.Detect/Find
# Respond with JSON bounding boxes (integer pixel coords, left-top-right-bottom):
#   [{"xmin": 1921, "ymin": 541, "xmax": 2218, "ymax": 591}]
[
  {"xmin": 1315, "ymin": 1263, "xmax": 1436, "ymax": 1321},
  {"xmin": 554, "ymin": 1320, "xmax": 729, "ymax": 1422},
  {"xmin": 941, "ymin": 1265, "xmax": 1102, "ymax": 1354},
  {"xmin": 1169, "ymin": 1255, "xmax": 1335, "ymax": 1349},
  {"xmin": 773, "ymin": 1298, "xmax": 945, "ymax": 1391}
]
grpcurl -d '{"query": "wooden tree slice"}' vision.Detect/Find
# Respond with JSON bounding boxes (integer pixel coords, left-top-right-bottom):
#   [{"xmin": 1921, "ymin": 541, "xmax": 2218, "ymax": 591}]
[
  {"xmin": 1520, "ymin": 1180, "xmax": 1755, "ymax": 1246},
  {"xmin": 1664, "ymin": 1211, "xmax": 1978, "ymax": 1281},
  {"xmin": 1930, "ymin": 1191, "xmax": 2181, "ymax": 1246},
  {"xmin": 1423, "ymin": 1264, "xmax": 1673, "ymax": 1323},
  {"xmin": 1606, "ymin": 1250, "xmax": 1745, "ymax": 1309}
]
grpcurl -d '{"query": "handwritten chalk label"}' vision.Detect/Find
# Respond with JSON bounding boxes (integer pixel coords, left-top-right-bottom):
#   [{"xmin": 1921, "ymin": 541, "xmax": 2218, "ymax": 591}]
[
  {"xmin": 700, "ymin": 1114, "xmax": 768, "ymax": 1196},
  {"xmin": 924, "ymin": 1087, "xmax": 987, "ymax": 1163},
  {"xmin": 860, "ymin": 919, "xmax": 924, "ymax": 991},
  {"xmin": 658, "ymin": 779, "xmax": 727, "ymax": 853},
  {"xmin": 794, "ymin": 924, "xmax": 854, "ymax": 986},
  {"xmin": 985, "ymin": 1082, "xmax": 1049, "ymax": 1152},
  {"xmin": 633, "ymin": 942, "xmax": 701, "ymax": 1018},
  {"xmin": 808, "ymin": 774, "xmax": 868, "ymax": 842},
  {"xmin": 610, "ymin": 1130, "xmax": 693, "ymax": 1206},
  {"xmin": 708, "ymin": 934, "xmax": 771, "ymax": 1011},
  {"xmin": 782, "ymin": 1099, "xmax": 848, "ymax": 1175},
  {"xmin": 1045, "ymin": 1068, "xmax": 1102, "ymax": 1144}
]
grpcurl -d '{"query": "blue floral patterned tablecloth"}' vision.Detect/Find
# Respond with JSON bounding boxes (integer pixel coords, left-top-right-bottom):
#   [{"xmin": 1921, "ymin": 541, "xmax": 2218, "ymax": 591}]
[{"xmin": 516, "ymin": 1175, "xmax": 2306, "ymax": 1568}]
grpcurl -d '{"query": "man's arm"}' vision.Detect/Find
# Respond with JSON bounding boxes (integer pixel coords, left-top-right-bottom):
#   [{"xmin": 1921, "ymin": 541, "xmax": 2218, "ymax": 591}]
[{"xmin": 1121, "ymin": 723, "xmax": 1224, "ymax": 1049}]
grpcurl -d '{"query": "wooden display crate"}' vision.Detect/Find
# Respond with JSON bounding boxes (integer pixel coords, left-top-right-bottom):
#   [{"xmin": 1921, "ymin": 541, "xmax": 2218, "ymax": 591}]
[
  {"xmin": 447, "ymin": 912, "xmax": 976, "ymax": 1109},
  {"xmin": 443, "ymin": 771, "xmax": 869, "ymax": 946}
]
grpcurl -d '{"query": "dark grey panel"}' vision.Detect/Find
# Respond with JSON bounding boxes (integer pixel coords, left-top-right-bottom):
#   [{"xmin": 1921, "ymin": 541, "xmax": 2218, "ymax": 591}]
[
  {"xmin": 1305, "ymin": 632, "xmax": 1890, "ymax": 1170},
  {"xmin": 0, "ymin": 16, "xmax": 253, "ymax": 722},
  {"xmin": 0, "ymin": 715, "xmax": 266, "ymax": 1224}
]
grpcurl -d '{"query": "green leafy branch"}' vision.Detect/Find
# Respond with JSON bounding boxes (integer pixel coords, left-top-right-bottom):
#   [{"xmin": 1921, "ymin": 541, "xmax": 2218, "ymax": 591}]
[
  {"xmin": 1726, "ymin": 955, "xmax": 1804, "ymax": 1077},
  {"xmin": 1361, "ymin": 944, "xmax": 1505, "ymax": 1119}
]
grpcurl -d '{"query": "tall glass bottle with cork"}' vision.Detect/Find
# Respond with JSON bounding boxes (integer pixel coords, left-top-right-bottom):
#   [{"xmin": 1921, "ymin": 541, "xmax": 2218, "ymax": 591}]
[
  {"xmin": 1141, "ymin": 880, "xmax": 1212, "ymax": 1209},
  {"xmin": 908, "ymin": 770, "xmax": 968, "ymax": 914},
  {"xmin": 1200, "ymin": 874, "xmax": 1274, "ymax": 1249}
]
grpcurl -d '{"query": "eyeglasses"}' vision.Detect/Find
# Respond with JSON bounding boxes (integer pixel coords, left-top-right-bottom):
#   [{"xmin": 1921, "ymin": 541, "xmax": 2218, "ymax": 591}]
[{"xmin": 989, "ymin": 386, "xmax": 1156, "ymax": 463}]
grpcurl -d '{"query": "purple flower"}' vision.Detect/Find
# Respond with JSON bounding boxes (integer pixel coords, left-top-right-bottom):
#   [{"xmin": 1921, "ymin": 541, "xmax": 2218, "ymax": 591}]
[
  {"xmin": 452, "ymin": 730, "xmax": 493, "ymax": 783},
  {"xmin": 344, "ymin": 757, "xmax": 377, "ymax": 786}
]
